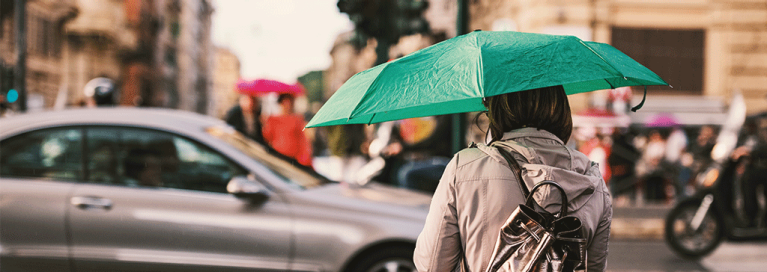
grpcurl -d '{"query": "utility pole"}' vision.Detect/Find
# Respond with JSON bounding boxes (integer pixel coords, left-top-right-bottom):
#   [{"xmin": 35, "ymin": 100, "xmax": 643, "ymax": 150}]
[
  {"xmin": 452, "ymin": 0, "xmax": 469, "ymax": 154},
  {"xmin": 14, "ymin": 0, "xmax": 26, "ymax": 112}
]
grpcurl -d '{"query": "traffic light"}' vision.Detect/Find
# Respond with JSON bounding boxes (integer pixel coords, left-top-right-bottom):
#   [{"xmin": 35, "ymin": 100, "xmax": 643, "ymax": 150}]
[
  {"xmin": 337, "ymin": 0, "xmax": 431, "ymax": 65},
  {"xmin": 395, "ymin": 0, "xmax": 429, "ymax": 36}
]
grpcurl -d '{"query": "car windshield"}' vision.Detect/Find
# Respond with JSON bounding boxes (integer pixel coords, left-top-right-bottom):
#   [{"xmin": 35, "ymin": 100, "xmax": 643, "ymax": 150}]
[{"xmin": 205, "ymin": 126, "xmax": 334, "ymax": 189}]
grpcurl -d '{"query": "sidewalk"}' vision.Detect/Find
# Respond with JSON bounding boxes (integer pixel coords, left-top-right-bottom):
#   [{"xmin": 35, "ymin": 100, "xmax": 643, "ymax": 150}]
[{"xmin": 610, "ymin": 203, "xmax": 671, "ymax": 240}]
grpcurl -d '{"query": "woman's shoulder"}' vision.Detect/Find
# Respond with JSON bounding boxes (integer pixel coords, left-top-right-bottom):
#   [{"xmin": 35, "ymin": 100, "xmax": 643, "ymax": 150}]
[{"xmin": 453, "ymin": 143, "xmax": 500, "ymax": 168}]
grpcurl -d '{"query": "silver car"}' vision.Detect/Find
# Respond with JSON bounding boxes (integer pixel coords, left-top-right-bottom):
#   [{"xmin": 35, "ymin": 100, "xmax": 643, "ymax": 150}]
[{"xmin": 0, "ymin": 108, "xmax": 431, "ymax": 272}]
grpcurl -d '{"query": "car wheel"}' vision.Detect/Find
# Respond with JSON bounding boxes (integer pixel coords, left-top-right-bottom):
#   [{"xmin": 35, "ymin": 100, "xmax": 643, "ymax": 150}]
[{"xmin": 346, "ymin": 246, "xmax": 417, "ymax": 272}]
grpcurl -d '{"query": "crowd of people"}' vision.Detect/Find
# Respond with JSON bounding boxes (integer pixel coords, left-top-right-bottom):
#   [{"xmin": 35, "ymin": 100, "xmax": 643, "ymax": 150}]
[
  {"xmin": 223, "ymin": 91, "xmax": 455, "ymax": 191},
  {"xmin": 224, "ymin": 93, "xmax": 313, "ymax": 169},
  {"xmin": 223, "ymin": 90, "xmax": 738, "ymax": 208},
  {"xmin": 571, "ymin": 123, "xmax": 720, "ymax": 206}
]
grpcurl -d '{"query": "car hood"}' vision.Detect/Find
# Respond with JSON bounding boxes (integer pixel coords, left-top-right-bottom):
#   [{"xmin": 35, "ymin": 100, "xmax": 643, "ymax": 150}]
[{"xmin": 291, "ymin": 182, "xmax": 432, "ymax": 222}]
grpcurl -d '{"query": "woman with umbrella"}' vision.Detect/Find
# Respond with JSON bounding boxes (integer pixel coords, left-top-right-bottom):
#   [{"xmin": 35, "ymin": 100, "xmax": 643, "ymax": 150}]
[
  {"xmin": 306, "ymin": 31, "xmax": 669, "ymax": 271},
  {"xmin": 224, "ymin": 94, "xmax": 265, "ymax": 146},
  {"xmin": 414, "ymin": 86, "xmax": 613, "ymax": 272},
  {"xmin": 226, "ymin": 79, "xmax": 305, "ymax": 147}
]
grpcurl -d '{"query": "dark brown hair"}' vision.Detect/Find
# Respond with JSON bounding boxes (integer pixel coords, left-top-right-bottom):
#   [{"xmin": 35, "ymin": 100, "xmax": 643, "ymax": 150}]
[
  {"xmin": 278, "ymin": 93, "xmax": 295, "ymax": 103},
  {"xmin": 483, "ymin": 85, "xmax": 572, "ymax": 143}
]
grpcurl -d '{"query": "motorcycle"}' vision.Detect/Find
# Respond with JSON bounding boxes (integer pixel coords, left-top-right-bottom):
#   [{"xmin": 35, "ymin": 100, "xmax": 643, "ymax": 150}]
[
  {"xmin": 664, "ymin": 94, "xmax": 767, "ymax": 259},
  {"xmin": 664, "ymin": 154, "xmax": 767, "ymax": 258}
]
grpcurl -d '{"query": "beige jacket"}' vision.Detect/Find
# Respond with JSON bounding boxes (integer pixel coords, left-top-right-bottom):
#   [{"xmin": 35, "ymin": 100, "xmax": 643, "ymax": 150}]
[{"xmin": 414, "ymin": 128, "xmax": 612, "ymax": 272}]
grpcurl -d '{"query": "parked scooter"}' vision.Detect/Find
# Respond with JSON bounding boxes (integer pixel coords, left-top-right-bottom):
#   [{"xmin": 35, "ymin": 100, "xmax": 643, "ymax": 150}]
[{"xmin": 664, "ymin": 94, "xmax": 767, "ymax": 259}]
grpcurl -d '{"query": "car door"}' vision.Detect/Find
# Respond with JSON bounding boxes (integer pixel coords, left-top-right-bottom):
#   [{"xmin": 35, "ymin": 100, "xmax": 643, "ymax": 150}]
[
  {"xmin": 68, "ymin": 126, "xmax": 293, "ymax": 272},
  {"xmin": 0, "ymin": 127, "xmax": 83, "ymax": 272}
]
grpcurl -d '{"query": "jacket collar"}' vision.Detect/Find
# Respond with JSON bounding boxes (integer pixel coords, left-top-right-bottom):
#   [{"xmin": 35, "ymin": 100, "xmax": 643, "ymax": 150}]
[{"xmin": 500, "ymin": 127, "xmax": 565, "ymax": 145}]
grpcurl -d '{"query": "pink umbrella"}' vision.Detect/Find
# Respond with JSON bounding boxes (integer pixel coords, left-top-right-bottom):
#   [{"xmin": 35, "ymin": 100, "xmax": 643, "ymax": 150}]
[
  {"xmin": 645, "ymin": 113, "xmax": 679, "ymax": 127},
  {"xmin": 236, "ymin": 79, "xmax": 304, "ymax": 96}
]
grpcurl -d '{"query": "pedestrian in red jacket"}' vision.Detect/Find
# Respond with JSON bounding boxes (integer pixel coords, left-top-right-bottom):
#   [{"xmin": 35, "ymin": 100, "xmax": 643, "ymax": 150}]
[{"xmin": 263, "ymin": 93, "xmax": 313, "ymax": 168}]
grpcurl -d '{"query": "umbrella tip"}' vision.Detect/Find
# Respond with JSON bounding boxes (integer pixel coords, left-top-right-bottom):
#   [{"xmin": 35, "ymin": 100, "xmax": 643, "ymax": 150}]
[{"xmin": 668, "ymin": 85, "xmax": 674, "ymax": 88}]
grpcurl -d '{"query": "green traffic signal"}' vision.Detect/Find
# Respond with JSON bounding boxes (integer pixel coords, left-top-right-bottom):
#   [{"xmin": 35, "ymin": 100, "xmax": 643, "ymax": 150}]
[{"xmin": 7, "ymin": 89, "xmax": 18, "ymax": 103}]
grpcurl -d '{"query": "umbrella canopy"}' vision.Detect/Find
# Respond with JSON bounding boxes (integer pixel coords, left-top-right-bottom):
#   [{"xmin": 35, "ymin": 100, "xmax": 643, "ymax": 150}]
[
  {"xmin": 306, "ymin": 31, "xmax": 668, "ymax": 128},
  {"xmin": 237, "ymin": 79, "xmax": 304, "ymax": 96}
]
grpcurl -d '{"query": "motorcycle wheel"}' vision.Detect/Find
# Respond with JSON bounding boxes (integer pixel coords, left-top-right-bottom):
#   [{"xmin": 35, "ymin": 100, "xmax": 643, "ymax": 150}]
[{"xmin": 664, "ymin": 198, "xmax": 724, "ymax": 259}]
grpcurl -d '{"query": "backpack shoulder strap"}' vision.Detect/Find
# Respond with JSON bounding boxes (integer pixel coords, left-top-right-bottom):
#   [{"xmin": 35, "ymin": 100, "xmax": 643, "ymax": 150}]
[
  {"xmin": 494, "ymin": 145, "xmax": 530, "ymax": 198},
  {"xmin": 475, "ymin": 141, "xmax": 531, "ymax": 198}
]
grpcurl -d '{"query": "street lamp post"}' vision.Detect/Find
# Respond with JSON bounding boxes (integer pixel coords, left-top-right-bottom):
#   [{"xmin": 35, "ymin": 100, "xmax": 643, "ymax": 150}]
[
  {"xmin": 14, "ymin": 0, "xmax": 26, "ymax": 112},
  {"xmin": 452, "ymin": 0, "xmax": 469, "ymax": 153}
]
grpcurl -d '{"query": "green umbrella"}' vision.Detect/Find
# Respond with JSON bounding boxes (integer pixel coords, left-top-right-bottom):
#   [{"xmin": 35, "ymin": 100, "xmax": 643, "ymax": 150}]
[{"xmin": 306, "ymin": 31, "xmax": 668, "ymax": 128}]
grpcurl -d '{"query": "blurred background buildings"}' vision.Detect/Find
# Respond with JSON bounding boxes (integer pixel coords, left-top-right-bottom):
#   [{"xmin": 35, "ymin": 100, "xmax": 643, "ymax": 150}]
[
  {"xmin": 0, "ymin": 0, "xmax": 77, "ymax": 110},
  {"xmin": 2, "ymin": 0, "xmax": 765, "ymax": 204},
  {"xmin": 1, "ymin": 0, "xmax": 229, "ymax": 116},
  {"xmin": 1, "ymin": 0, "xmax": 766, "ymax": 125},
  {"xmin": 324, "ymin": 0, "xmax": 767, "ymax": 127}
]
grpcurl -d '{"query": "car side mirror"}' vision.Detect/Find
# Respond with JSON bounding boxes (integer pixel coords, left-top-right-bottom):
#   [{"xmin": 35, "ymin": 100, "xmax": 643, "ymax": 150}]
[{"xmin": 227, "ymin": 176, "xmax": 270, "ymax": 204}]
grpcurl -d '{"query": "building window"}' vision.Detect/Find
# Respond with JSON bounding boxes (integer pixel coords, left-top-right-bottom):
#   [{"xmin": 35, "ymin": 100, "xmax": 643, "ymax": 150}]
[
  {"xmin": 611, "ymin": 27, "xmax": 704, "ymax": 94},
  {"xmin": 0, "ymin": 16, "xmax": 5, "ymax": 39},
  {"xmin": 52, "ymin": 21, "xmax": 62, "ymax": 58}
]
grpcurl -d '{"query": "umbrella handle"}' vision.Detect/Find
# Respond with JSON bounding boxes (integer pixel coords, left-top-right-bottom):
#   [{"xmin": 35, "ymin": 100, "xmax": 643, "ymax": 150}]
[{"xmin": 630, "ymin": 86, "xmax": 647, "ymax": 112}]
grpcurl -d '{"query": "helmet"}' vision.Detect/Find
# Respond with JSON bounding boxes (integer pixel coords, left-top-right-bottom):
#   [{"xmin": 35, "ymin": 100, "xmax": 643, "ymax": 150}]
[{"xmin": 84, "ymin": 77, "xmax": 116, "ymax": 106}]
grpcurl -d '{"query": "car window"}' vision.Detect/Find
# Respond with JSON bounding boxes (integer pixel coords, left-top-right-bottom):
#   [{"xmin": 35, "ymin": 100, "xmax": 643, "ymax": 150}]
[
  {"xmin": 206, "ymin": 126, "xmax": 333, "ymax": 189},
  {"xmin": 0, "ymin": 127, "xmax": 83, "ymax": 181},
  {"xmin": 85, "ymin": 127, "xmax": 247, "ymax": 193},
  {"xmin": 86, "ymin": 127, "xmax": 120, "ymax": 184}
]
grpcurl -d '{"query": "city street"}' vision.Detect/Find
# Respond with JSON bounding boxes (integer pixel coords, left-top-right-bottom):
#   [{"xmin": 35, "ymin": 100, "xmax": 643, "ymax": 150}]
[{"xmin": 607, "ymin": 240, "xmax": 767, "ymax": 272}]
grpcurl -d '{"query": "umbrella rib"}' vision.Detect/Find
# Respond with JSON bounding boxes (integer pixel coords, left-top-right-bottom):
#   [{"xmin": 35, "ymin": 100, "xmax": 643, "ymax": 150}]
[
  {"xmin": 603, "ymin": 79, "xmax": 615, "ymax": 89},
  {"xmin": 368, "ymin": 113, "xmax": 376, "ymax": 125},
  {"xmin": 578, "ymin": 40, "xmax": 625, "ymax": 79},
  {"xmin": 347, "ymin": 63, "xmax": 394, "ymax": 120}
]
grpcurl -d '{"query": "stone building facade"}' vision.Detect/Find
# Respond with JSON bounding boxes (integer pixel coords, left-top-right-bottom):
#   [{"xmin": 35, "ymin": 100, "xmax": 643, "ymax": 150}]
[
  {"xmin": 117, "ymin": 0, "xmax": 214, "ymax": 114},
  {"xmin": 211, "ymin": 46, "xmax": 240, "ymax": 119},
  {"xmin": 0, "ymin": 0, "xmax": 78, "ymax": 110},
  {"xmin": 169, "ymin": 0, "xmax": 213, "ymax": 114},
  {"xmin": 467, "ymin": 0, "xmax": 767, "ymax": 116},
  {"xmin": 64, "ymin": 0, "xmax": 130, "ymax": 106},
  {"xmin": 2, "ymin": 0, "xmax": 216, "ymax": 114}
]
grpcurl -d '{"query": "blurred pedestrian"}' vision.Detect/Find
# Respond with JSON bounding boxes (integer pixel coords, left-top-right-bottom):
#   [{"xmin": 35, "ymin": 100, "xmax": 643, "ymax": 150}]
[
  {"xmin": 365, "ymin": 116, "xmax": 452, "ymax": 192},
  {"xmin": 414, "ymin": 86, "xmax": 612, "ymax": 272},
  {"xmin": 608, "ymin": 128, "xmax": 641, "ymax": 206},
  {"xmin": 689, "ymin": 125, "xmax": 716, "ymax": 172},
  {"xmin": 638, "ymin": 129, "xmax": 668, "ymax": 202},
  {"xmin": 82, "ymin": 77, "xmax": 118, "ymax": 107},
  {"xmin": 666, "ymin": 126, "xmax": 688, "ymax": 199},
  {"xmin": 325, "ymin": 123, "xmax": 369, "ymax": 183},
  {"xmin": 741, "ymin": 117, "xmax": 767, "ymax": 227},
  {"xmin": 224, "ymin": 95, "xmax": 266, "ymax": 146},
  {"xmin": 580, "ymin": 134, "xmax": 612, "ymax": 183},
  {"xmin": 263, "ymin": 93, "xmax": 313, "ymax": 168}
]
